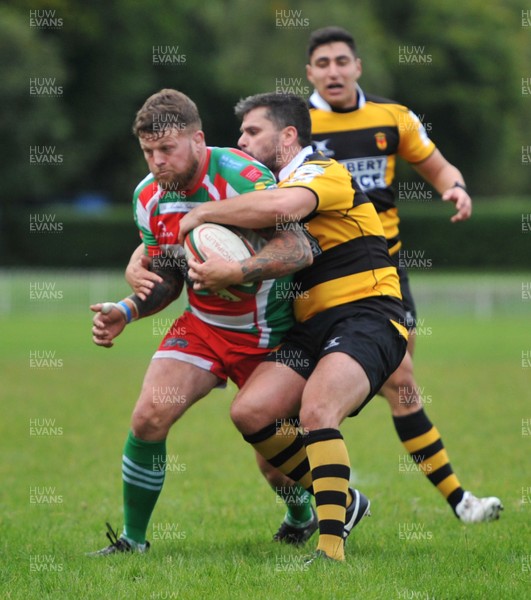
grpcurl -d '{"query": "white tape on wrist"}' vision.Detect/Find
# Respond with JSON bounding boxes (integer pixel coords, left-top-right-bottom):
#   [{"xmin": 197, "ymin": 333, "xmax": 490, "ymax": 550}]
[
  {"xmin": 101, "ymin": 302, "xmax": 115, "ymax": 314},
  {"xmin": 100, "ymin": 301, "xmax": 132, "ymax": 323}
]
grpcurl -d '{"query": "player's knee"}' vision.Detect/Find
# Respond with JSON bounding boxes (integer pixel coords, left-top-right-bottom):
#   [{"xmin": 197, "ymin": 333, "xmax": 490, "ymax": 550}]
[
  {"xmin": 131, "ymin": 403, "xmax": 169, "ymax": 439},
  {"xmin": 382, "ymin": 366, "xmax": 423, "ymax": 415},
  {"xmin": 300, "ymin": 401, "xmax": 338, "ymax": 430},
  {"xmin": 230, "ymin": 392, "xmax": 256, "ymax": 435}
]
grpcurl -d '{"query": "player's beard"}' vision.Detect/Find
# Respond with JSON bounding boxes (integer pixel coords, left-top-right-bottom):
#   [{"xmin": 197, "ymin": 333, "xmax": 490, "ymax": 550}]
[
  {"xmin": 156, "ymin": 156, "xmax": 199, "ymax": 193},
  {"xmin": 249, "ymin": 133, "xmax": 283, "ymax": 174}
]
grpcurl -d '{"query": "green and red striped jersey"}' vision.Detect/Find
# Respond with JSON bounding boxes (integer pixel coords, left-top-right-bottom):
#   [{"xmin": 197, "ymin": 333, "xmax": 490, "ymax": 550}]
[{"xmin": 133, "ymin": 146, "xmax": 294, "ymax": 348}]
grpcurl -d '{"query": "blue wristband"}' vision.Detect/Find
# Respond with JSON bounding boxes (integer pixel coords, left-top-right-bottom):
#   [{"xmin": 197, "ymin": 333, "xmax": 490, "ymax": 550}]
[{"xmin": 117, "ymin": 300, "xmax": 133, "ymax": 323}]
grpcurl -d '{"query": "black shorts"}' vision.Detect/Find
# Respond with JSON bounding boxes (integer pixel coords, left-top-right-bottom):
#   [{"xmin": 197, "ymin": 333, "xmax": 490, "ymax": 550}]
[
  {"xmin": 394, "ymin": 260, "xmax": 417, "ymax": 330},
  {"xmin": 265, "ymin": 299, "xmax": 408, "ymax": 416}
]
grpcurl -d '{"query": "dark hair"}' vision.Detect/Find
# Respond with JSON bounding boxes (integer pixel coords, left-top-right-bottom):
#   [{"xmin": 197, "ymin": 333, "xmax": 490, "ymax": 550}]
[
  {"xmin": 234, "ymin": 92, "xmax": 312, "ymax": 147},
  {"xmin": 307, "ymin": 26, "xmax": 357, "ymax": 60},
  {"xmin": 132, "ymin": 88, "xmax": 202, "ymax": 138}
]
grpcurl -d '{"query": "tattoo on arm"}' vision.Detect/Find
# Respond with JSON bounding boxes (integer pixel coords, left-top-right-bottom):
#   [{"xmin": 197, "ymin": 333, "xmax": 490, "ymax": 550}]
[
  {"xmin": 240, "ymin": 226, "xmax": 313, "ymax": 283},
  {"xmin": 128, "ymin": 266, "xmax": 183, "ymax": 318}
]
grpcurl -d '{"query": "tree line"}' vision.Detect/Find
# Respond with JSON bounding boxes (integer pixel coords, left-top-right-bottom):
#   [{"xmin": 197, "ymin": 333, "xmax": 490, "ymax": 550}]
[{"xmin": 2, "ymin": 0, "xmax": 529, "ymax": 206}]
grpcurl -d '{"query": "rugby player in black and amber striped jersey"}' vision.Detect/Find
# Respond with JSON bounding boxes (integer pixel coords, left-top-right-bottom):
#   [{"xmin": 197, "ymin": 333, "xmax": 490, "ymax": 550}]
[
  {"xmin": 178, "ymin": 93, "xmax": 409, "ymax": 562},
  {"xmin": 304, "ymin": 27, "xmax": 501, "ymax": 524}
]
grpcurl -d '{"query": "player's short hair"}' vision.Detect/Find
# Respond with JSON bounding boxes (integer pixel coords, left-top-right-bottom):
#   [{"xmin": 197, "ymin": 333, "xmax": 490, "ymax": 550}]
[
  {"xmin": 307, "ymin": 26, "xmax": 357, "ymax": 60},
  {"xmin": 234, "ymin": 93, "xmax": 312, "ymax": 147},
  {"xmin": 132, "ymin": 89, "xmax": 202, "ymax": 138}
]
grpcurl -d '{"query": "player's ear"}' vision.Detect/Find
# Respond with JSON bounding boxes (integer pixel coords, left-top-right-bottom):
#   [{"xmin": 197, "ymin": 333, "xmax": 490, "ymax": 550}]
[
  {"xmin": 283, "ymin": 125, "xmax": 298, "ymax": 146},
  {"xmin": 192, "ymin": 130, "xmax": 204, "ymax": 142},
  {"xmin": 306, "ymin": 63, "xmax": 315, "ymax": 86},
  {"xmin": 191, "ymin": 130, "xmax": 205, "ymax": 149},
  {"xmin": 355, "ymin": 57, "xmax": 362, "ymax": 78}
]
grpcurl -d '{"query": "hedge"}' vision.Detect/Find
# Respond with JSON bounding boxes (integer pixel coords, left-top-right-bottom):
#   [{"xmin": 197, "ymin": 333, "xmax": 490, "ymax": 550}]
[{"xmin": 1, "ymin": 198, "xmax": 529, "ymax": 269}]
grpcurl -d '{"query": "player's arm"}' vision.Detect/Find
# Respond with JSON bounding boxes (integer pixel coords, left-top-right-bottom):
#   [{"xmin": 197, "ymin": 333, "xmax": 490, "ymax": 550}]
[
  {"xmin": 413, "ymin": 149, "xmax": 472, "ymax": 223},
  {"xmin": 188, "ymin": 225, "xmax": 313, "ymax": 292},
  {"xmin": 177, "ymin": 187, "xmax": 317, "ymax": 244},
  {"xmin": 239, "ymin": 225, "xmax": 313, "ymax": 283},
  {"xmin": 90, "ymin": 265, "xmax": 183, "ymax": 348},
  {"xmin": 125, "ymin": 243, "xmax": 164, "ymax": 301}
]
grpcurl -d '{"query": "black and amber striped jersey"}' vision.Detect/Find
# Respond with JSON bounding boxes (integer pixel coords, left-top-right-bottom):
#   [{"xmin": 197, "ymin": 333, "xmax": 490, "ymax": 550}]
[
  {"xmin": 309, "ymin": 87, "xmax": 436, "ymax": 255},
  {"xmin": 278, "ymin": 148, "xmax": 406, "ymax": 338}
]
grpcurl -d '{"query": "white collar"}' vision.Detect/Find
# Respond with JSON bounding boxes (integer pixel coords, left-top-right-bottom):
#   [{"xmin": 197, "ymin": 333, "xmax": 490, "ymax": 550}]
[
  {"xmin": 278, "ymin": 145, "xmax": 315, "ymax": 182},
  {"xmin": 309, "ymin": 84, "xmax": 365, "ymax": 112}
]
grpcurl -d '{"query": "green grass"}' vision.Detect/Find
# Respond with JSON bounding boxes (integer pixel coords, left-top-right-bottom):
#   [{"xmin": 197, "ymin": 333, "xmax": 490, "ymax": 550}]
[{"xmin": 1, "ymin": 273, "xmax": 530, "ymax": 599}]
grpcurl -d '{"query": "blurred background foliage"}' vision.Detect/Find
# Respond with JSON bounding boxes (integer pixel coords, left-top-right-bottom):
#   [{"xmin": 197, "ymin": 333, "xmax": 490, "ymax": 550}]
[{"xmin": 1, "ymin": 0, "xmax": 530, "ymax": 204}]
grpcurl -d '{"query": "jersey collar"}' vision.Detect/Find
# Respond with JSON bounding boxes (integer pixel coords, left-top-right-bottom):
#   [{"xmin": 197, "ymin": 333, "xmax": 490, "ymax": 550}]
[
  {"xmin": 309, "ymin": 84, "xmax": 366, "ymax": 113},
  {"xmin": 278, "ymin": 145, "xmax": 315, "ymax": 182}
]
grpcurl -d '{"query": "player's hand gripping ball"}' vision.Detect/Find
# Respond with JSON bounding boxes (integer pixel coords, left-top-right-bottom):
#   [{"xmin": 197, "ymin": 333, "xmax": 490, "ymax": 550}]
[{"xmin": 184, "ymin": 223, "xmax": 259, "ymax": 301}]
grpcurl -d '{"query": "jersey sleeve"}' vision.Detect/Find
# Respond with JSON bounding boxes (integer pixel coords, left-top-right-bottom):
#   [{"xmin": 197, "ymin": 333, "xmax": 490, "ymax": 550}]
[
  {"xmin": 133, "ymin": 177, "xmax": 159, "ymax": 256},
  {"xmin": 213, "ymin": 148, "xmax": 277, "ymax": 197},
  {"xmin": 396, "ymin": 107, "xmax": 436, "ymax": 163},
  {"xmin": 279, "ymin": 158, "xmax": 356, "ymax": 212}
]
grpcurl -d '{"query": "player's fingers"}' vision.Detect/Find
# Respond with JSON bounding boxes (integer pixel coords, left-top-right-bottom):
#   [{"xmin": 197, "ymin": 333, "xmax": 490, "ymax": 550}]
[
  {"xmin": 90, "ymin": 303, "xmax": 103, "ymax": 313},
  {"xmin": 92, "ymin": 316, "xmax": 105, "ymax": 328},
  {"xmin": 441, "ymin": 190, "xmax": 457, "ymax": 202},
  {"xmin": 133, "ymin": 282, "xmax": 153, "ymax": 299},
  {"xmin": 188, "ymin": 256, "xmax": 201, "ymax": 269},
  {"xmin": 92, "ymin": 324, "xmax": 108, "ymax": 336},
  {"xmin": 140, "ymin": 271, "xmax": 163, "ymax": 284},
  {"xmin": 142, "ymin": 278, "xmax": 158, "ymax": 289},
  {"xmin": 188, "ymin": 272, "xmax": 201, "ymax": 285},
  {"xmin": 452, "ymin": 199, "xmax": 472, "ymax": 221},
  {"xmin": 92, "ymin": 335, "xmax": 113, "ymax": 348},
  {"xmin": 188, "ymin": 262, "xmax": 204, "ymax": 280}
]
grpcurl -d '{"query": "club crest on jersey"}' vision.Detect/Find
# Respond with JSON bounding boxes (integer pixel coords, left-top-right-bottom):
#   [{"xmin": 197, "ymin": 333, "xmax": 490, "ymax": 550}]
[{"xmin": 375, "ymin": 132, "xmax": 387, "ymax": 151}]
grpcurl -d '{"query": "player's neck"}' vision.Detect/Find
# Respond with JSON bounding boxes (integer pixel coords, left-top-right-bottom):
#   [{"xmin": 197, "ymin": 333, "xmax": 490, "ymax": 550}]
[
  {"xmin": 185, "ymin": 148, "xmax": 208, "ymax": 191},
  {"xmin": 277, "ymin": 145, "xmax": 303, "ymax": 174},
  {"xmin": 330, "ymin": 89, "xmax": 358, "ymax": 112}
]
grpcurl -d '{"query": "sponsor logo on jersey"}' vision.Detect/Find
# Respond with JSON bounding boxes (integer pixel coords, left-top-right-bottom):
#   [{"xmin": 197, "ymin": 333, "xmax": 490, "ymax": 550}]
[
  {"xmin": 219, "ymin": 154, "xmax": 243, "ymax": 170},
  {"xmin": 375, "ymin": 132, "xmax": 387, "ymax": 151},
  {"xmin": 240, "ymin": 165, "xmax": 263, "ymax": 182},
  {"xmin": 313, "ymin": 138, "xmax": 335, "ymax": 157},
  {"xmin": 157, "ymin": 221, "xmax": 174, "ymax": 239},
  {"xmin": 340, "ymin": 156, "xmax": 388, "ymax": 191}
]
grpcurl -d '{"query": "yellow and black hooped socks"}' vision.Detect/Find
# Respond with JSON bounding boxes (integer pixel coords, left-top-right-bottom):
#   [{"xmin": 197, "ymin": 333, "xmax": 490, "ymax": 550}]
[
  {"xmin": 305, "ymin": 428, "xmax": 350, "ymax": 561},
  {"xmin": 393, "ymin": 408, "xmax": 465, "ymax": 512},
  {"xmin": 243, "ymin": 419, "xmax": 313, "ymax": 494}
]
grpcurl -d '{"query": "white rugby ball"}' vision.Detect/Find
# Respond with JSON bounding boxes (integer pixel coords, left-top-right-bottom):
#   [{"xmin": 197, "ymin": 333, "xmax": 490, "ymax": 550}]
[
  {"xmin": 183, "ymin": 223, "xmax": 257, "ymax": 302},
  {"xmin": 184, "ymin": 223, "xmax": 254, "ymax": 264}
]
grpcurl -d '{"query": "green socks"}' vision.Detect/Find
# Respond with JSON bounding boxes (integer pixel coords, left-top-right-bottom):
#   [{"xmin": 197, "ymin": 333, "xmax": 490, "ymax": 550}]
[
  {"xmin": 121, "ymin": 431, "xmax": 166, "ymax": 544},
  {"xmin": 276, "ymin": 483, "xmax": 313, "ymax": 525}
]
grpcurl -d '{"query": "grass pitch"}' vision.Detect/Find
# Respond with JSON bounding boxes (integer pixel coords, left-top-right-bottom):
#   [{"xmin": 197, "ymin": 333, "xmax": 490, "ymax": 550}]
[{"xmin": 1, "ymin": 272, "xmax": 530, "ymax": 599}]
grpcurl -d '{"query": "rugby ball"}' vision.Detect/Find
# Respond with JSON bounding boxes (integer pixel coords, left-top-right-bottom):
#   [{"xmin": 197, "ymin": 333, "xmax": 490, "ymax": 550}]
[
  {"xmin": 184, "ymin": 223, "xmax": 255, "ymax": 264},
  {"xmin": 183, "ymin": 223, "xmax": 258, "ymax": 302}
]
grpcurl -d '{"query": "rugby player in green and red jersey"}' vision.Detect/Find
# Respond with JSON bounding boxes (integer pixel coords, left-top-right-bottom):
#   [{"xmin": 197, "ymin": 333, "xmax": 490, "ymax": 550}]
[{"xmin": 88, "ymin": 89, "xmax": 318, "ymax": 554}]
